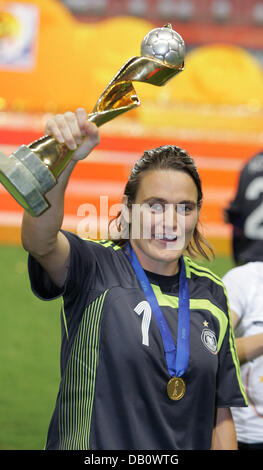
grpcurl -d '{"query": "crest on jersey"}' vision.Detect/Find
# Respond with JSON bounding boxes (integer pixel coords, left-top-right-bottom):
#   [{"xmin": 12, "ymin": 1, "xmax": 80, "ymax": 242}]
[{"xmin": 201, "ymin": 328, "xmax": 217, "ymax": 354}]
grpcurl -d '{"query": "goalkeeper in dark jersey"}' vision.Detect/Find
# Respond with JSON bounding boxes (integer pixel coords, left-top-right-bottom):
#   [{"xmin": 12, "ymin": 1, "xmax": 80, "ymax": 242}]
[
  {"xmin": 22, "ymin": 108, "xmax": 247, "ymax": 450},
  {"xmin": 224, "ymin": 150, "xmax": 263, "ymax": 265}
]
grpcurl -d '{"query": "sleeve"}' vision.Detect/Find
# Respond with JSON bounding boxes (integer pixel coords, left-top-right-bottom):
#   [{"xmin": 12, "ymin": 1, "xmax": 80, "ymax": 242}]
[
  {"xmin": 28, "ymin": 230, "xmax": 96, "ymax": 301},
  {"xmin": 215, "ymin": 285, "xmax": 248, "ymax": 408},
  {"xmin": 222, "ymin": 267, "xmax": 247, "ymax": 320}
]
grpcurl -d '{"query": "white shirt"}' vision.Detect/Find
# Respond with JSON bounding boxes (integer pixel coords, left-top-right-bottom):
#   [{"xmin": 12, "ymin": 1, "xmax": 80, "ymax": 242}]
[{"xmin": 223, "ymin": 262, "xmax": 263, "ymax": 443}]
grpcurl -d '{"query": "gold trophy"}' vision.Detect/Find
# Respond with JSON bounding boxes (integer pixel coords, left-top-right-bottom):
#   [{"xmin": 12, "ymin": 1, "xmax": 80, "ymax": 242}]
[{"xmin": 0, "ymin": 24, "xmax": 185, "ymax": 216}]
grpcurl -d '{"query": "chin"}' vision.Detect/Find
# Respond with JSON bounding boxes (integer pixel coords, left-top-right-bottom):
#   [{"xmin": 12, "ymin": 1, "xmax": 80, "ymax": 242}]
[
  {"xmin": 152, "ymin": 237, "xmax": 185, "ymax": 253},
  {"xmin": 148, "ymin": 239, "xmax": 185, "ymax": 262}
]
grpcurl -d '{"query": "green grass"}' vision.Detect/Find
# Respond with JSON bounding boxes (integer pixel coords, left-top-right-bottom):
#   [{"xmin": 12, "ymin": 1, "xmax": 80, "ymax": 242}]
[
  {"xmin": 0, "ymin": 244, "xmax": 234, "ymax": 449},
  {"xmin": 0, "ymin": 244, "xmax": 60, "ymax": 450}
]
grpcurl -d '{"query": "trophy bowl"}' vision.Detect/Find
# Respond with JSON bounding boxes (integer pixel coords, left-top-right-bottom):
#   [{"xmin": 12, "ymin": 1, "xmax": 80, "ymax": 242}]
[{"xmin": 0, "ymin": 24, "xmax": 185, "ymax": 217}]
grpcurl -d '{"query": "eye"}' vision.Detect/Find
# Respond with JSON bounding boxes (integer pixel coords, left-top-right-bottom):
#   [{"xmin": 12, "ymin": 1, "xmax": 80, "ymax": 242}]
[
  {"xmin": 150, "ymin": 203, "xmax": 165, "ymax": 213},
  {"xmin": 176, "ymin": 204, "xmax": 193, "ymax": 214}
]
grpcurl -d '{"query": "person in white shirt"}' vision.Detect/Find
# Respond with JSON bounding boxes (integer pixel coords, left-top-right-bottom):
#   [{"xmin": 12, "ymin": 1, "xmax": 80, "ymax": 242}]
[{"xmin": 223, "ymin": 262, "xmax": 263, "ymax": 449}]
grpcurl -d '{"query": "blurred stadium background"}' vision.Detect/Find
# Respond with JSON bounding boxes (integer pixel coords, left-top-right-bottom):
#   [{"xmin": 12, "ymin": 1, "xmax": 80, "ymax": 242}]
[{"xmin": 0, "ymin": 0, "xmax": 262, "ymax": 449}]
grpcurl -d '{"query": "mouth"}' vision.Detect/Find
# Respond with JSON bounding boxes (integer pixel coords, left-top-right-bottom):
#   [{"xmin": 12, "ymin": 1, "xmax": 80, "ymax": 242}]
[{"xmin": 152, "ymin": 233, "xmax": 178, "ymax": 243}]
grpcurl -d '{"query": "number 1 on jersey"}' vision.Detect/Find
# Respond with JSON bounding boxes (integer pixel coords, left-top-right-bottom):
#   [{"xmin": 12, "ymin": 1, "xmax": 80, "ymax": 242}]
[{"xmin": 134, "ymin": 301, "xmax": 152, "ymax": 346}]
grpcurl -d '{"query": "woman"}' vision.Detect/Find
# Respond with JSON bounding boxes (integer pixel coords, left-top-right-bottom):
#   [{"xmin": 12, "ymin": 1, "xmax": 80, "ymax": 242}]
[
  {"xmin": 22, "ymin": 108, "xmax": 247, "ymax": 450},
  {"xmin": 223, "ymin": 262, "xmax": 263, "ymax": 450}
]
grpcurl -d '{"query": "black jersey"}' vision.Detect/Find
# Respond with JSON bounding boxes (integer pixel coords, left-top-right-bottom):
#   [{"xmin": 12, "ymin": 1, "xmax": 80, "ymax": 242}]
[
  {"xmin": 28, "ymin": 231, "xmax": 247, "ymax": 450},
  {"xmin": 225, "ymin": 151, "xmax": 263, "ymax": 263}
]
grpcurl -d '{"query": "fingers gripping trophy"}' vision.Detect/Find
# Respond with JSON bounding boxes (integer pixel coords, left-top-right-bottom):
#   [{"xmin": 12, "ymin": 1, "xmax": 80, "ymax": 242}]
[{"xmin": 0, "ymin": 24, "xmax": 185, "ymax": 217}]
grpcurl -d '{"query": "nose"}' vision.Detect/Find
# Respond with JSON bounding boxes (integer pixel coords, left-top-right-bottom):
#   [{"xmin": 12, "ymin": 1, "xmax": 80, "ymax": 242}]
[{"xmin": 164, "ymin": 204, "xmax": 177, "ymax": 234}]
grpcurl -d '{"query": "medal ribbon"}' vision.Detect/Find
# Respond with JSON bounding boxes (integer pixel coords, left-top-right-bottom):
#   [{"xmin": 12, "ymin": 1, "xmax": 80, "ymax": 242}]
[{"xmin": 124, "ymin": 243, "xmax": 190, "ymax": 378}]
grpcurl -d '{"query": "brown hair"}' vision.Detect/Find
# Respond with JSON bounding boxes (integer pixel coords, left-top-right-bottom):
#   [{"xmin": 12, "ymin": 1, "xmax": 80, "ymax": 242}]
[{"xmin": 109, "ymin": 144, "xmax": 214, "ymax": 260}]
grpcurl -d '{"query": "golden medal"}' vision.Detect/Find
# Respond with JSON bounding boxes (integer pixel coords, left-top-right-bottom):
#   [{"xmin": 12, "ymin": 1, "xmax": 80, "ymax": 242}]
[{"xmin": 167, "ymin": 376, "xmax": 186, "ymax": 401}]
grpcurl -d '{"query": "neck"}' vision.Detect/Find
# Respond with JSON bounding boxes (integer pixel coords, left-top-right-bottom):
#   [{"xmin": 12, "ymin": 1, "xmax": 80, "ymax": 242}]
[{"xmin": 129, "ymin": 239, "xmax": 180, "ymax": 276}]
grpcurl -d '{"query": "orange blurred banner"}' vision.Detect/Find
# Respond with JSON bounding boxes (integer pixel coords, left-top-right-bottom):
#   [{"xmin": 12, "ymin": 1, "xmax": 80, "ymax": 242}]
[{"xmin": 0, "ymin": 0, "xmax": 262, "ymax": 256}]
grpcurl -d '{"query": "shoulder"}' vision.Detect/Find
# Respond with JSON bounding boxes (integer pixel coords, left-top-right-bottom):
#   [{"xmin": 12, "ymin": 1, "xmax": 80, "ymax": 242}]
[
  {"xmin": 223, "ymin": 262, "xmax": 262, "ymax": 285},
  {"xmin": 62, "ymin": 233, "xmax": 136, "ymax": 287},
  {"xmin": 80, "ymin": 239, "xmax": 126, "ymax": 269},
  {"xmin": 83, "ymin": 238, "xmax": 123, "ymax": 253},
  {"xmin": 184, "ymin": 256, "xmax": 229, "ymax": 309},
  {"xmin": 184, "ymin": 258, "xmax": 232, "ymax": 346},
  {"xmin": 246, "ymin": 151, "xmax": 263, "ymax": 173},
  {"xmin": 184, "ymin": 256, "xmax": 225, "ymax": 288},
  {"xmin": 62, "ymin": 230, "xmax": 122, "ymax": 256}
]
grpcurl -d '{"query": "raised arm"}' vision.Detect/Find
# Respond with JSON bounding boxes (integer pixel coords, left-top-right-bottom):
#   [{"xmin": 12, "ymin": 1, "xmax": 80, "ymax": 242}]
[{"xmin": 21, "ymin": 108, "xmax": 100, "ymax": 287}]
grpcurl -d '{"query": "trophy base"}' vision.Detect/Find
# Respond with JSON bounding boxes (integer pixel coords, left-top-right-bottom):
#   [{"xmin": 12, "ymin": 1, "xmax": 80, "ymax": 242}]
[{"xmin": 0, "ymin": 146, "xmax": 56, "ymax": 217}]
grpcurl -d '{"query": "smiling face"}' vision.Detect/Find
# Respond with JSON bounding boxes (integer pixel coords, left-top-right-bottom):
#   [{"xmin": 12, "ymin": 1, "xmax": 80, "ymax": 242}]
[{"xmin": 128, "ymin": 169, "xmax": 200, "ymax": 275}]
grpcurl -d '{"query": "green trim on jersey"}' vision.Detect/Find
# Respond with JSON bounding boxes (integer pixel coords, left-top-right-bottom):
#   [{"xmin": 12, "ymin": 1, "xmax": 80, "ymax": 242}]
[
  {"xmin": 58, "ymin": 290, "xmax": 108, "ymax": 450},
  {"xmin": 183, "ymin": 256, "xmax": 192, "ymax": 279},
  {"xmin": 151, "ymin": 284, "xmax": 227, "ymax": 352},
  {"xmin": 222, "ymin": 282, "xmax": 248, "ymax": 406},
  {"xmin": 61, "ymin": 298, "xmax": 69, "ymax": 340},
  {"xmin": 185, "ymin": 258, "xmax": 248, "ymax": 405},
  {"xmin": 185, "ymin": 257, "xmax": 225, "ymax": 286},
  {"xmin": 83, "ymin": 238, "xmax": 121, "ymax": 251}
]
